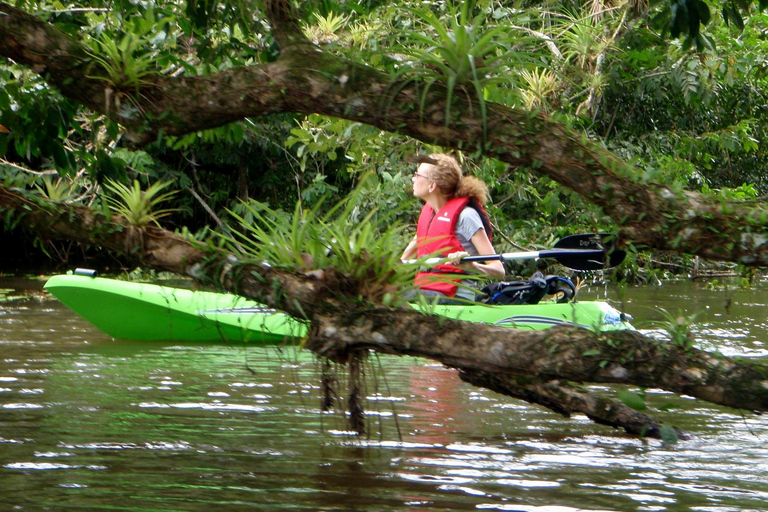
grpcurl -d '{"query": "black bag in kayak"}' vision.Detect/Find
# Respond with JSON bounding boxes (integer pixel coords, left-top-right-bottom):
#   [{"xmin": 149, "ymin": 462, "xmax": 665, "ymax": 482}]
[{"xmin": 480, "ymin": 273, "xmax": 576, "ymax": 305}]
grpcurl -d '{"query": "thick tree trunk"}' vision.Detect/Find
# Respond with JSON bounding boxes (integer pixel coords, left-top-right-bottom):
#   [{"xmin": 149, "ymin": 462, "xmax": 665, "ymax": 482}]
[{"xmin": 2, "ymin": 1, "xmax": 768, "ymax": 265}]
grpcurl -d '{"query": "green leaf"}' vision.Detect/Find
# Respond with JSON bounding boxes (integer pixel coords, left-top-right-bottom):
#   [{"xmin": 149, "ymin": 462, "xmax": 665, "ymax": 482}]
[
  {"xmin": 670, "ymin": 3, "xmax": 686, "ymax": 38},
  {"xmin": 724, "ymin": 3, "xmax": 745, "ymax": 31},
  {"xmin": 697, "ymin": 0, "xmax": 711, "ymax": 25},
  {"xmin": 659, "ymin": 424, "xmax": 679, "ymax": 444},
  {"xmin": 618, "ymin": 389, "xmax": 647, "ymax": 411},
  {"xmin": 51, "ymin": 142, "xmax": 69, "ymax": 171},
  {"xmin": 686, "ymin": 0, "xmax": 700, "ymax": 37}
]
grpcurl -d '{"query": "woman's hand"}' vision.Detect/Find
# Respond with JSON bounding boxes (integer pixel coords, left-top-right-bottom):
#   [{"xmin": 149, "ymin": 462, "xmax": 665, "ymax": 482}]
[
  {"xmin": 446, "ymin": 251, "xmax": 468, "ymax": 262},
  {"xmin": 445, "ymin": 251, "xmax": 470, "ymax": 267}
]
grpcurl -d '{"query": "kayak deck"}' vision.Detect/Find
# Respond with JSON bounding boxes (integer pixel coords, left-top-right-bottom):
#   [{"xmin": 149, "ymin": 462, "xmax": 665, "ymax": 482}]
[{"xmin": 44, "ymin": 274, "xmax": 633, "ymax": 343}]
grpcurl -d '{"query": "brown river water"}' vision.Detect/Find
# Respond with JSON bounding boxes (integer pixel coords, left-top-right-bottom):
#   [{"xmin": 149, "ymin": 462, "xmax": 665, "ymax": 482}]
[{"xmin": 1, "ymin": 275, "xmax": 768, "ymax": 511}]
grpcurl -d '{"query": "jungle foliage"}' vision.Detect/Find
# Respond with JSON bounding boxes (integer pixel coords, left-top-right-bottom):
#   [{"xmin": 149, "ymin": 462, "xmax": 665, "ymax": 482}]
[{"xmin": 1, "ymin": 0, "xmax": 767, "ymax": 279}]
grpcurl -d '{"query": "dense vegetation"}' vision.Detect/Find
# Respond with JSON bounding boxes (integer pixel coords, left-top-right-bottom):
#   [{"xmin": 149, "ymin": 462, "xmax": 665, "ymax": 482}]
[{"xmin": 1, "ymin": 0, "xmax": 767, "ymax": 280}]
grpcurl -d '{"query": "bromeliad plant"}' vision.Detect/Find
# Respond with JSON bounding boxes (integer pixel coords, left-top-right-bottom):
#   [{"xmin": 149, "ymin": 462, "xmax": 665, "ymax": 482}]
[
  {"xmin": 519, "ymin": 68, "xmax": 560, "ymax": 111},
  {"xmin": 302, "ymin": 11, "xmax": 349, "ymax": 44},
  {"xmin": 34, "ymin": 175, "xmax": 82, "ymax": 203},
  {"xmin": 222, "ymin": 188, "xmax": 419, "ymax": 306},
  {"xmin": 390, "ymin": 1, "xmax": 532, "ymax": 136},
  {"xmin": 103, "ymin": 179, "xmax": 179, "ymax": 227},
  {"xmin": 86, "ymin": 32, "xmax": 157, "ymax": 94}
]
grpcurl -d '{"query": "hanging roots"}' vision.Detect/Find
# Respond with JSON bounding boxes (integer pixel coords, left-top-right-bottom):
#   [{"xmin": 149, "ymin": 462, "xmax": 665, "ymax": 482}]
[
  {"xmin": 347, "ymin": 350, "xmax": 366, "ymax": 435},
  {"xmin": 321, "ymin": 358, "xmax": 335, "ymax": 412},
  {"xmin": 320, "ymin": 350, "xmax": 380, "ymax": 436}
]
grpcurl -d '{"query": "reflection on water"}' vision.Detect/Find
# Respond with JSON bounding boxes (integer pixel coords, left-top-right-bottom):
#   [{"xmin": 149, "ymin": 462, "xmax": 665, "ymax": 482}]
[{"xmin": 1, "ymin": 277, "xmax": 768, "ymax": 511}]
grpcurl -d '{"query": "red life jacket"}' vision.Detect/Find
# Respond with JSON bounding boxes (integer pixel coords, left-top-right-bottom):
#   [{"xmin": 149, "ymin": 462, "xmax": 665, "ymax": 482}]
[{"xmin": 414, "ymin": 197, "xmax": 471, "ymax": 297}]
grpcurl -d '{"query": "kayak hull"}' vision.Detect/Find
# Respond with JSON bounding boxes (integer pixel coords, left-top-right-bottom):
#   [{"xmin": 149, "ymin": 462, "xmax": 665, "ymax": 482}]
[
  {"xmin": 44, "ymin": 274, "xmax": 306, "ymax": 343},
  {"xmin": 44, "ymin": 274, "xmax": 633, "ymax": 343}
]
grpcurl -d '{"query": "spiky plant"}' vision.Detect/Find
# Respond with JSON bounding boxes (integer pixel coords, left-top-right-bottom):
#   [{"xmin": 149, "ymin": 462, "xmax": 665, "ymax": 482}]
[
  {"xmin": 86, "ymin": 32, "xmax": 157, "ymax": 93},
  {"xmin": 556, "ymin": 10, "xmax": 617, "ymax": 72},
  {"xmin": 519, "ymin": 68, "xmax": 560, "ymax": 110},
  {"xmin": 103, "ymin": 179, "xmax": 179, "ymax": 227},
  {"xmin": 390, "ymin": 2, "xmax": 532, "ymax": 137},
  {"xmin": 302, "ymin": 11, "xmax": 348, "ymax": 44},
  {"xmin": 346, "ymin": 20, "xmax": 378, "ymax": 49},
  {"xmin": 34, "ymin": 176, "xmax": 80, "ymax": 203},
  {"xmin": 642, "ymin": 307, "xmax": 700, "ymax": 349},
  {"xmin": 221, "ymin": 189, "xmax": 421, "ymax": 307}
]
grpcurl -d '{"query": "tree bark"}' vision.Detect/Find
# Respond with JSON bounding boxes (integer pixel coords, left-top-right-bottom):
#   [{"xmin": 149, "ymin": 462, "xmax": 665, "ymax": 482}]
[
  {"xmin": 458, "ymin": 372, "xmax": 686, "ymax": 440},
  {"xmin": 2, "ymin": 1, "xmax": 768, "ymax": 265}
]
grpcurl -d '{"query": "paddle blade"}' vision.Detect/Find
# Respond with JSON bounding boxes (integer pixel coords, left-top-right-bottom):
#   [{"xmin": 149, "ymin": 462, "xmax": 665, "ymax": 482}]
[{"xmin": 551, "ymin": 233, "xmax": 626, "ymax": 270}]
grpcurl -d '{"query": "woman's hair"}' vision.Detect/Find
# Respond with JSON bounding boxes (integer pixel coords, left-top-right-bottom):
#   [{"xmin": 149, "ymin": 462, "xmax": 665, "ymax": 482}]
[{"xmin": 422, "ymin": 153, "xmax": 489, "ymax": 205}]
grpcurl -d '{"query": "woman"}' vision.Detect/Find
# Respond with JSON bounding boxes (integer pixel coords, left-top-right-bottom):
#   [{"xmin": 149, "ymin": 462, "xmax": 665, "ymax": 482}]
[{"xmin": 401, "ymin": 153, "xmax": 505, "ymax": 302}]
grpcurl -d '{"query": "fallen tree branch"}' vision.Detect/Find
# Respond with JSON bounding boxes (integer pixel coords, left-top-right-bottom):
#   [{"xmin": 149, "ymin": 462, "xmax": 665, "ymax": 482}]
[{"xmin": 459, "ymin": 371, "xmax": 687, "ymax": 439}]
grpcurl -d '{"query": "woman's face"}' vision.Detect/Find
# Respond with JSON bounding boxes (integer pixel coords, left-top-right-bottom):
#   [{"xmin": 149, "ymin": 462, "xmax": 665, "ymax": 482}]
[{"xmin": 412, "ymin": 163, "xmax": 435, "ymax": 199}]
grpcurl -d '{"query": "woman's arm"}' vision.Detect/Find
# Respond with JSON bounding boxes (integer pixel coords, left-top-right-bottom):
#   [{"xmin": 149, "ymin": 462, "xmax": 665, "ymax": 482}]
[
  {"xmin": 466, "ymin": 229, "xmax": 505, "ymax": 278},
  {"xmin": 400, "ymin": 234, "xmax": 418, "ymax": 262}
]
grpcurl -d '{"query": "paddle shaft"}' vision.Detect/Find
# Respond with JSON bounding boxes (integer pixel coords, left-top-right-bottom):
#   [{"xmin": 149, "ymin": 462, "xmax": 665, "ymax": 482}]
[
  {"xmin": 422, "ymin": 248, "xmax": 606, "ymax": 265},
  {"xmin": 413, "ymin": 233, "xmax": 625, "ymax": 271},
  {"xmin": 458, "ymin": 248, "xmax": 607, "ymax": 263}
]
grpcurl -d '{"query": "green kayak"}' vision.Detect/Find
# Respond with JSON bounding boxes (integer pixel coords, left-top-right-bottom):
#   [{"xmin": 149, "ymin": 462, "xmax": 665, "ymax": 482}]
[{"xmin": 44, "ymin": 273, "xmax": 633, "ymax": 343}]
